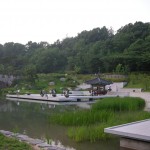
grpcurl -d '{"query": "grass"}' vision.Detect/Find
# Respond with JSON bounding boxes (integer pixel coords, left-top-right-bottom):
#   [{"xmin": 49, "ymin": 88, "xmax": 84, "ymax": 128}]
[
  {"xmin": 92, "ymin": 97, "xmax": 145, "ymax": 112},
  {"xmin": 50, "ymin": 110, "xmax": 114, "ymax": 126},
  {"xmin": 68, "ymin": 123, "xmax": 111, "ymax": 142},
  {"xmin": 126, "ymin": 73, "xmax": 150, "ymax": 91},
  {"xmin": 67, "ymin": 110, "xmax": 150, "ymax": 142},
  {"xmin": 0, "ymin": 133, "xmax": 32, "ymax": 150},
  {"xmin": 49, "ymin": 97, "xmax": 150, "ymax": 142},
  {"xmin": 6, "ymin": 73, "xmax": 81, "ymax": 94},
  {"xmin": 3, "ymin": 72, "xmax": 150, "ymax": 95}
]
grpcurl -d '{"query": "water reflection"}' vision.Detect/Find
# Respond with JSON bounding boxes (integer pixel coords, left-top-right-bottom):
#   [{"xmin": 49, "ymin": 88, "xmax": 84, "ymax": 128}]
[
  {"xmin": 17, "ymin": 101, "xmax": 20, "ymax": 106},
  {"xmin": 48, "ymin": 104, "xmax": 56, "ymax": 108},
  {"xmin": 0, "ymin": 98, "xmax": 120, "ymax": 150}
]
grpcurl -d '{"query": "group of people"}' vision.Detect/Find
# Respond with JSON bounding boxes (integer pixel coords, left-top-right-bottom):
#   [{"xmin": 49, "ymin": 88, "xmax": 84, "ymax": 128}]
[
  {"xmin": 62, "ymin": 89, "xmax": 69, "ymax": 98},
  {"xmin": 89, "ymin": 86, "xmax": 112, "ymax": 96},
  {"xmin": 107, "ymin": 86, "xmax": 112, "ymax": 92},
  {"xmin": 40, "ymin": 90, "xmax": 48, "ymax": 98},
  {"xmin": 40, "ymin": 89, "xmax": 70, "ymax": 98},
  {"xmin": 40, "ymin": 89, "xmax": 57, "ymax": 98}
]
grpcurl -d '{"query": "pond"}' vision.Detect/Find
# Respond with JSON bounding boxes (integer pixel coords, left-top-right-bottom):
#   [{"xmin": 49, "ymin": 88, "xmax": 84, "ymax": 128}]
[{"xmin": 0, "ymin": 97, "xmax": 120, "ymax": 150}]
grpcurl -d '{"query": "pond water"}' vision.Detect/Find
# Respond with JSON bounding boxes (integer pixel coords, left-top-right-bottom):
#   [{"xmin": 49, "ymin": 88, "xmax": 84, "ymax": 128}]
[{"xmin": 0, "ymin": 97, "xmax": 120, "ymax": 150}]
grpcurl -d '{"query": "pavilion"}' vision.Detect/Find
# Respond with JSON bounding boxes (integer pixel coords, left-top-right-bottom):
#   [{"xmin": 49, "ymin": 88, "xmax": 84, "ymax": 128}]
[{"xmin": 85, "ymin": 77, "xmax": 112, "ymax": 95}]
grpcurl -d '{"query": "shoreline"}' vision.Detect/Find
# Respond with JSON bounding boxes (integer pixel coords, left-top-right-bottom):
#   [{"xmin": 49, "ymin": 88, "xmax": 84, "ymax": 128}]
[{"xmin": 0, "ymin": 130, "xmax": 65, "ymax": 150}]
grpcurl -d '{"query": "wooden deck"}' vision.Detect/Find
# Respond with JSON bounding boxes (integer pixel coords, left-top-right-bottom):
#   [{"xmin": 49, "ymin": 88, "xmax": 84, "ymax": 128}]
[
  {"xmin": 105, "ymin": 119, "xmax": 150, "ymax": 150},
  {"xmin": 6, "ymin": 94, "xmax": 117, "ymax": 103}
]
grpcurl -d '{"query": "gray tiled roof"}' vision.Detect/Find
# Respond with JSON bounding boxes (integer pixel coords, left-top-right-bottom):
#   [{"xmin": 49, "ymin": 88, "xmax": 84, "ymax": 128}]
[{"xmin": 85, "ymin": 78, "xmax": 112, "ymax": 85}]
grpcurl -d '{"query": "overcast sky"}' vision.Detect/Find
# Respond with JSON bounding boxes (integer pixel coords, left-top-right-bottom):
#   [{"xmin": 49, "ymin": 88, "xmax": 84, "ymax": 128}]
[{"xmin": 0, "ymin": 0, "xmax": 150, "ymax": 45}]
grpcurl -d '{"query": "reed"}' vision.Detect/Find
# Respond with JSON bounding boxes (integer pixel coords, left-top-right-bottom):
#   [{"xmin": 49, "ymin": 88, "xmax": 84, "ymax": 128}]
[
  {"xmin": 92, "ymin": 97, "xmax": 145, "ymax": 112},
  {"xmin": 111, "ymin": 111, "xmax": 150, "ymax": 125},
  {"xmin": 68, "ymin": 124, "xmax": 112, "ymax": 142},
  {"xmin": 50, "ymin": 110, "xmax": 114, "ymax": 126},
  {"xmin": 49, "ymin": 97, "xmax": 149, "ymax": 142},
  {"xmin": 50, "ymin": 97, "xmax": 145, "ymax": 126},
  {"xmin": 67, "ymin": 111, "xmax": 150, "ymax": 142}
]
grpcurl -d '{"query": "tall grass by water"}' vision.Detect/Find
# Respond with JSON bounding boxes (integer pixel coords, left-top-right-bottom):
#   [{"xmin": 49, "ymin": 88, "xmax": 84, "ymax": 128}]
[
  {"xmin": 92, "ymin": 97, "xmax": 145, "ymax": 112},
  {"xmin": 67, "ymin": 110, "xmax": 150, "ymax": 142},
  {"xmin": 68, "ymin": 124, "xmax": 110, "ymax": 142},
  {"xmin": 51, "ymin": 110, "xmax": 114, "ymax": 126},
  {"xmin": 49, "ymin": 97, "xmax": 150, "ymax": 142}
]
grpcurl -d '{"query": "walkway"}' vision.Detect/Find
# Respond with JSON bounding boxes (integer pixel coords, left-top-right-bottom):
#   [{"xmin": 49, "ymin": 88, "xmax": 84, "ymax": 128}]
[{"xmin": 129, "ymin": 92, "xmax": 150, "ymax": 111}]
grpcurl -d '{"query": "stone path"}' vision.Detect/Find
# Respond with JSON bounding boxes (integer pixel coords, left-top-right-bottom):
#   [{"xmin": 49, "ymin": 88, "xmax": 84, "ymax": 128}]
[
  {"xmin": 129, "ymin": 92, "xmax": 150, "ymax": 111},
  {"xmin": 0, "ymin": 130, "xmax": 66, "ymax": 150}
]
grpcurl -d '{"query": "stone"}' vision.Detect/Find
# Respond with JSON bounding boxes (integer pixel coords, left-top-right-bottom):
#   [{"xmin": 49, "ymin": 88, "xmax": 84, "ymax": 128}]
[
  {"xmin": 43, "ymin": 146, "xmax": 58, "ymax": 150},
  {"xmin": 37, "ymin": 142, "xmax": 53, "ymax": 148},
  {"xmin": 0, "ymin": 130, "xmax": 13, "ymax": 136},
  {"xmin": 60, "ymin": 78, "xmax": 66, "ymax": 82},
  {"xmin": 27, "ymin": 138, "xmax": 45, "ymax": 145},
  {"xmin": 16, "ymin": 134, "xmax": 29, "ymax": 141},
  {"xmin": 49, "ymin": 82, "xmax": 55, "ymax": 85}
]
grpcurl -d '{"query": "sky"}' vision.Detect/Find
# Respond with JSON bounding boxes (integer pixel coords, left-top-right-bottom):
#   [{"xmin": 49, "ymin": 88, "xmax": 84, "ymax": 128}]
[{"xmin": 0, "ymin": 0, "xmax": 150, "ymax": 45}]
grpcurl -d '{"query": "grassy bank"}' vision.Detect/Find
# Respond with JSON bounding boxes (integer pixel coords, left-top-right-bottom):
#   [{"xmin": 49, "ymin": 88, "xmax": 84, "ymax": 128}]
[
  {"xmin": 5, "ymin": 73, "xmax": 85, "ymax": 94},
  {"xmin": 126, "ymin": 73, "xmax": 150, "ymax": 91},
  {"xmin": 3, "ymin": 72, "xmax": 150, "ymax": 94},
  {"xmin": 3, "ymin": 72, "xmax": 128, "ymax": 95},
  {"xmin": 49, "ymin": 97, "xmax": 150, "ymax": 142},
  {"xmin": 0, "ymin": 133, "xmax": 32, "ymax": 150}
]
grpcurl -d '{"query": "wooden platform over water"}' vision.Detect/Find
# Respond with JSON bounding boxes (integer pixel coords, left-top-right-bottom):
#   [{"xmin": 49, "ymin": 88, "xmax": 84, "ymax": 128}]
[
  {"xmin": 105, "ymin": 119, "xmax": 150, "ymax": 150},
  {"xmin": 6, "ymin": 94, "xmax": 117, "ymax": 102}
]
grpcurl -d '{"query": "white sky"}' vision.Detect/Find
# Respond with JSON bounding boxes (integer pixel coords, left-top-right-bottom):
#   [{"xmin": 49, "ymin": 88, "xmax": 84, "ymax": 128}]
[{"xmin": 0, "ymin": 0, "xmax": 150, "ymax": 45}]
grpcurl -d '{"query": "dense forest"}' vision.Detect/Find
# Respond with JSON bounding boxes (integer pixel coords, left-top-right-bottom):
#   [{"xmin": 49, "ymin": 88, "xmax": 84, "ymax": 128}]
[{"xmin": 0, "ymin": 21, "xmax": 150, "ymax": 75}]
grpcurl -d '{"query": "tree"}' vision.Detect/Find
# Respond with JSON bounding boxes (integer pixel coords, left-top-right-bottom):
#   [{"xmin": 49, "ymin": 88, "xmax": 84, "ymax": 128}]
[
  {"xmin": 115, "ymin": 64, "xmax": 123, "ymax": 74},
  {"xmin": 142, "ymin": 74, "xmax": 150, "ymax": 91},
  {"xmin": 23, "ymin": 65, "xmax": 38, "ymax": 84},
  {"xmin": 0, "ymin": 21, "xmax": 150, "ymax": 74},
  {"xmin": 0, "ymin": 64, "xmax": 4, "ymax": 75},
  {"xmin": 74, "ymin": 65, "xmax": 81, "ymax": 74}
]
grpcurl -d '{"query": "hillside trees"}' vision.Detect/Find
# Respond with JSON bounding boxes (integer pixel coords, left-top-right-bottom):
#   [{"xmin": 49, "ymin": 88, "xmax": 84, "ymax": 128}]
[{"xmin": 0, "ymin": 21, "xmax": 150, "ymax": 74}]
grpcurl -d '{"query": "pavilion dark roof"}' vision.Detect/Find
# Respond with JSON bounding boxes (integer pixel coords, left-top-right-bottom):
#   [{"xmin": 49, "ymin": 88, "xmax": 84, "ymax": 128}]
[{"xmin": 85, "ymin": 77, "xmax": 112, "ymax": 86}]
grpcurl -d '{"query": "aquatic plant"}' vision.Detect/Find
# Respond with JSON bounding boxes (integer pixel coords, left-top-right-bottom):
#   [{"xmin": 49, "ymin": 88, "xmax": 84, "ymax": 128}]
[
  {"xmin": 50, "ymin": 110, "xmax": 114, "ymax": 126},
  {"xmin": 68, "ymin": 124, "xmax": 112, "ymax": 142},
  {"xmin": 92, "ymin": 97, "xmax": 145, "ymax": 112},
  {"xmin": 50, "ymin": 97, "xmax": 149, "ymax": 142},
  {"xmin": 67, "ymin": 111, "xmax": 150, "ymax": 142}
]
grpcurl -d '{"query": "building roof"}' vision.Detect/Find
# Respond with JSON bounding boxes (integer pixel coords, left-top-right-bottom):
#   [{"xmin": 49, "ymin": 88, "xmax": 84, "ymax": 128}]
[{"xmin": 85, "ymin": 77, "xmax": 112, "ymax": 86}]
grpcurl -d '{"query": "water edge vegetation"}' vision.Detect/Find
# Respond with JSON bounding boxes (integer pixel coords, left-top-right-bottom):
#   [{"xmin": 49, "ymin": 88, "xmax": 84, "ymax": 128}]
[
  {"xmin": 0, "ymin": 133, "xmax": 32, "ymax": 150},
  {"xmin": 49, "ymin": 97, "xmax": 150, "ymax": 142}
]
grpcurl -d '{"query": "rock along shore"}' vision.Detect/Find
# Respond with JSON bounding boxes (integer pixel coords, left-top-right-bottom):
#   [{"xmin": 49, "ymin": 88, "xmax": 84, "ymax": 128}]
[{"xmin": 0, "ymin": 130, "xmax": 66, "ymax": 150}]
